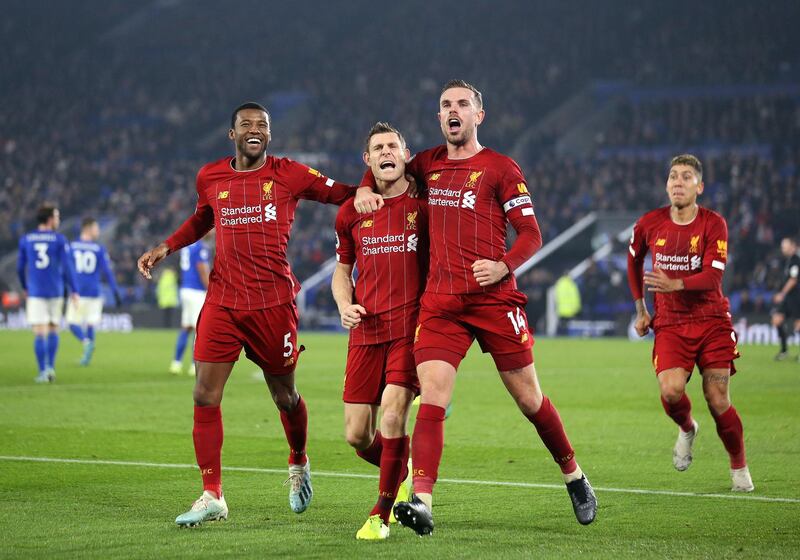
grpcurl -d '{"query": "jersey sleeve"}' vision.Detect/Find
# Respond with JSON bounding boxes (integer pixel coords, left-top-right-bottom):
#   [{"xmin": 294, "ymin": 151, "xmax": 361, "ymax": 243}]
[
  {"xmin": 334, "ymin": 205, "xmax": 356, "ymax": 266},
  {"xmin": 99, "ymin": 247, "xmax": 121, "ymax": 296},
  {"xmin": 284, "ymin": 159, "xmax": 357, "ymax": 205},
  {"xmin": 16, "ymin": 237, "xmax": 27, "ymax": 291},
  {"xmin": 197, "ymin": 243, "xmax": 211, "ymax": 264},
  {"xmin": 682, "ymin": 214, "xmax": 726, "ymax": 291},
  {"xmin": 497, "ymin": 160, "xmax": 542, "ymax": 272},
  {"xmin": 61, "ymin": 237, "xmax": 79, "ymax": 293},
  {"xmin": 165, "ymin": 168, "xmax": 215, "ymax": 252},
  {"xmin": 626, "ymin": 219, "xmax": 648, "ymax": 300}
]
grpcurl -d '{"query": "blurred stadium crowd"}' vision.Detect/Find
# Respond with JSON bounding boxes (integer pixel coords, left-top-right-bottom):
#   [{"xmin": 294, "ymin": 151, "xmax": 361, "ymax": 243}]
[{"xmin": 2, "ymin": 0, "xmax": 798, "ymax": 328}]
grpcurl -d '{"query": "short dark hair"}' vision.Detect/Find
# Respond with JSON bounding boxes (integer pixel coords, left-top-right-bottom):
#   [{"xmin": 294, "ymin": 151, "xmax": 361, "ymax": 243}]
[
  {"xmin": 36, "ymin": 204, "xmax": 57, "ymax": 225},
  {"xmin": 364, "ymin": 122, "xmax": 406, "ymax": 152},
  {"xmin": 670, "ymin": 154, "xmax": 703, "ymax": 179},
  {"xmin": 81, "ymin": 217, "xmax": 97, "ymax": 230},
  {"xmin": 440, "ymin": 79, "xmax": 483, "ymax": 109},
  {"xmin": 230, "ymin": 102, "xmax": 270, "ymax": 129}
]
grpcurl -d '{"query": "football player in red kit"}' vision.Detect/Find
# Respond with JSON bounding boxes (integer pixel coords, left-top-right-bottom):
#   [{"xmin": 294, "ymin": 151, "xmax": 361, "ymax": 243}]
[
  {"xmin": 360, "ymin": 81, "xmax": 597, "ymax": 535},
  {"xmin": 333, "ymin": 122, "xmax": 428, "ymax": 540},
  {"xmin": 628, "ymin": 154, "xmax": 753, "ymax": 492},
  {"xmin": 137, "ymin": 102, "xmax": 382, "ymax": 526}
]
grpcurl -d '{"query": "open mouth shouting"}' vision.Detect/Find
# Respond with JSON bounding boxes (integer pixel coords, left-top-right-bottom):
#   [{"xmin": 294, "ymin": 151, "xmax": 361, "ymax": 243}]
[
  {"xmin": 447, "ymin": 117, "xmax": 462, "ymax": 133},
  {"xmin": 379, "ymin": 160, "xmax": 396, "ymax": 170}
]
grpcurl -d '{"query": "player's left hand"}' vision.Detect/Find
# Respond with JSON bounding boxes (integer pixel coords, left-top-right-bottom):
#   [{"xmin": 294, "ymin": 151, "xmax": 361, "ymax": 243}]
[
  {"xmin": 644, "ymin": 266, "xmax": 684, "ymax": 292},
  {"xmin": 70, "ymin": 293, "xmax": 80, "ymax": 306},
  {"xmin": 354, "ymin": 187, "xmax": 384, "ymax": 214},
  {"xmin": 472, "ymin": 259, "xmax": 509, "ymax": 286}
]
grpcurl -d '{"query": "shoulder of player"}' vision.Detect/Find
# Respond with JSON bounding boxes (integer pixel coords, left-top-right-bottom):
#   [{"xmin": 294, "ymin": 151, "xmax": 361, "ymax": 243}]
[
  {"xmin": 639, "ymin": 206, "xmax": 671, "ymax": 227},
  {"xmin": 335, "ymin": 198, "xmax": 359, "ymax": 223},
  {"xmin": 698, "ymin": 206, "xmax": 726, "ymax": 226},
  {"xmin": 411, "ymin": 145, "xmax": 447, "ymax": 166}
]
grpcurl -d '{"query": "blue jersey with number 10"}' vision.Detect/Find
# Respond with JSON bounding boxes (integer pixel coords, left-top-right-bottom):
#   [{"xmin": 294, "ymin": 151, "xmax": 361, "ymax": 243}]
[
  {"xmin": 180, "ymin": 241, "xmax": 210, "ymax": 291},
  {"xmin": 17, "ymin": 231, "xmax": 78, "ymax": 298},
  {"xmin": 70, "ymin": 240, "xmax": 120, "ymax": 298}
]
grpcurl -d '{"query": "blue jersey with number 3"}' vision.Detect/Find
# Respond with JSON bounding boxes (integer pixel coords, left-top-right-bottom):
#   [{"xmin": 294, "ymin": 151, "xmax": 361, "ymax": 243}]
[
  {"xmin": 70, "ymin": 240, "xmax": 120, "ymax": 298},
  {"xmin": 17, "ymin": 231, "xmax": 78, "ymax": 298},
  {"xmin": 179, "ymin": 241, "xmax": 210, "ymax": 291}
]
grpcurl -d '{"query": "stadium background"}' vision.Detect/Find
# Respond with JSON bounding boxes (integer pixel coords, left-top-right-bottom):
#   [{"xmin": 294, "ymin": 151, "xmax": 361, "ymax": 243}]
[{"xmin": 1, "ymin": 0, "xmax": 798, "ymax": 343}]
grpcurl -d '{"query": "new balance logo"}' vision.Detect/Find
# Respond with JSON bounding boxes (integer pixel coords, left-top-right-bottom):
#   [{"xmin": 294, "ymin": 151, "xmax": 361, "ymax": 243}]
[
  {"xmin": 461, "ymin": 190, "xmax": 476, "ymax": 210},
  {"xmin": 690, "ymin": 255, "xmax": 701, "ymax": 270},
  {"xmin": 264, "ymin": 203, "xmax": 277, "ymax": 222},
  {"xmin": 407, "ymin": 233, "xmax": 418, "ymax": 252}
]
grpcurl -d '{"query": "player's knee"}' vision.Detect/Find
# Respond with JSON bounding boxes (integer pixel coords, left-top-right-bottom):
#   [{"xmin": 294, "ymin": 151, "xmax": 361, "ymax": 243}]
[
  {"xmin": 193, "ymin": 386, "xmax": 221, "ymax": 407},
  {"xmin": 345, "ymin": 428, "xmax": 372, "ymax": 450},
  {"xmin": 271, "ymin": 391, "xmax": 297, "ymax": 412},
  {"xmin": 380, "ymin": 408, "xmax": 405, "ymax": 434},
  {"xmin": 659, "ymin": 383, "xmax": 684, "ymax": 404},
  {"xmin": 703, "ymin": 390, "xmax": 730, "ymax": 415}
]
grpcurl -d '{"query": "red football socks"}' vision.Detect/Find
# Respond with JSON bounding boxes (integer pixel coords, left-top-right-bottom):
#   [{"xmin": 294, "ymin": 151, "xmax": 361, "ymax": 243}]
[
  {"xmin": 280, "ymin": 395, "xmax": 308, "ymax": 465},
  {"xmin": 411, "ymin": 404, "xmax": 446, "ymax": 495},
  {"xmin": 661, "ymin": 393, "xmax": 696, "ymax": 433},
  {"xmin": 713, "ymin": 405, "xmax": 747, "ymax": 469},
  {"xmin": 193, "ymin": 405, "xmax": 223, "ymax": 497},
  {"xmin": 370, "ymin": 435, "xmax": 409, "ymax": 523},
  {"xmin": 526, "ymin": 396, "xmax": 578, "ymax": 474},
  {"xmin": 356, "ymin": 431, "xmax": 384, "ymax": 467}
]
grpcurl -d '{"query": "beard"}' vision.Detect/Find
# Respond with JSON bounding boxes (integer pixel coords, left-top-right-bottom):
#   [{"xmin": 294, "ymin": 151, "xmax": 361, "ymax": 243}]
[{"xmin": 237, "ymin": 137, "xmax": 268, "ymax": 161}]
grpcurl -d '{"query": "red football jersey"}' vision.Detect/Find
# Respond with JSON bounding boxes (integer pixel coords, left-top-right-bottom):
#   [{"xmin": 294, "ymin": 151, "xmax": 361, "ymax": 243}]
[
  {"xmin": 166, "ymin": 156, "xmax": 356, "ymax": 310},
  {"xmin": 362, "ymin": 146, "xmax": 542, "ymax": 295},
  {"xmin": 627, "ymin": 205, "xmax": 731, "ymax": 327},
  {"xmin": 335, "ymin": 190, "xmax": 428, "ymax": 345}
]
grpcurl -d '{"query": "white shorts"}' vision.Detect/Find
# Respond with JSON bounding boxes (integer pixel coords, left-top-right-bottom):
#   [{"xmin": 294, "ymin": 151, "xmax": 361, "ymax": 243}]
[
  {"xmin": 26, "ymin": 297, "xmax": 64, "ymax": 326},
  {"xmin": 180, "ymin": 288, "xmax": 207, "ymax": 328},
  {"xmin": 66, "ymin": 296, "xmax": 103, "ymax": 325}
]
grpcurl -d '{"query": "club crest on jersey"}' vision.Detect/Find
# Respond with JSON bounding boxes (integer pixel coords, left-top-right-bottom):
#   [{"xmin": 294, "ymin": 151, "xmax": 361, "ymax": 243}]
[
  {"xmin": 517, "ymin": 183, "xmax": 529, "ymax": 194},
  {"xmin": 716, "ymin": 240, "xmax": 727, "ymax": 259},
  {"xmin": 465, "ymin": 171, "xmax": 483, "ymax": 189},
  {"xmin": 361, "ymin": 219, "xmax": 373, "ymax": 228},
  {"xmin": 218, "ymin": 191, "xmax": 230, "ymax": 199},
  {"xmin": 406, "ymin": 211, "xmax": 417, "ymax": 230},
  {"xmin": 655, "ymin": 238, "xmax": 666, "ymax": 247},
  {"xmin": 262, "ymin": 180, "xmax": 274, "ymax": 200},
  {"xmin": 428, "ymin": 172, "xmax": 441, "ymax": 182},
  {"xmin": 689, "ymin": 235, "xmax": 700, "ymax": 253}
]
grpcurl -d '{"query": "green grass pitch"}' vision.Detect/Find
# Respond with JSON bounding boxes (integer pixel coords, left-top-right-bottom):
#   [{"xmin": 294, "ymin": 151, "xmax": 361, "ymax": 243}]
[{"xmin": 0, "ymin": 329, "xmax": 798, "ymax": 559}]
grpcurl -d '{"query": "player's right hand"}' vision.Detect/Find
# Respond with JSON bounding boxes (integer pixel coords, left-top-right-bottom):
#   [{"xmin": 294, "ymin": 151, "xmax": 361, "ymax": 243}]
[
  {"xmin": 137, "ymin": 243, "xmax": 170, "ymax": 280},
  {"xmin": 354, "ymin": 187, "xmax": 384, "ymax": 214},
  {"xmin": 634, "ymin": 310, "xmax": 652, "ymax": 337},
  {"xmin": 340, "ymin": 304, "xmax": 367, "ymax": 329}
]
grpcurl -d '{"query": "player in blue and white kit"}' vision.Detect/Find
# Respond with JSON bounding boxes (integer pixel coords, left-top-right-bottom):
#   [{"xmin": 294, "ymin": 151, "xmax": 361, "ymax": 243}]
[
  {"xmin": 16, "ymin": 204, "xmax": 79, "ymax": 383},
  {"xmin": 66, "ymin": 218, "xmax": 122, "ymax": 366},
  {"xmin": 169, "ymin": 238, "xmax": 210, "ymax": 376}
]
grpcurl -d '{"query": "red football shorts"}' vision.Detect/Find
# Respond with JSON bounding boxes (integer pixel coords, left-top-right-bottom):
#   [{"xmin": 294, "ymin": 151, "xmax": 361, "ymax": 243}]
[
  {"xmin": 653, "ymin": 317, "xmax": 740, "ymax": 377},
  {"xmin": 194, "ymin": 301, "xmax": 301, "ymax": 376},
  {"xmin": 343, "ymin": 337, "xmax": 419, "ymax": 405},
  {"xmin": 413, "ymin": 290, "xmax": 534, "ymax": 371}
]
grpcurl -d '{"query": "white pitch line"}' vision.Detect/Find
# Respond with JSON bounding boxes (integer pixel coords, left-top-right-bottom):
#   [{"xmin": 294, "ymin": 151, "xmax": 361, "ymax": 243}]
[{"xmin": 1, "ymin": 455, "xmax": 798, "ymax": 504}]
